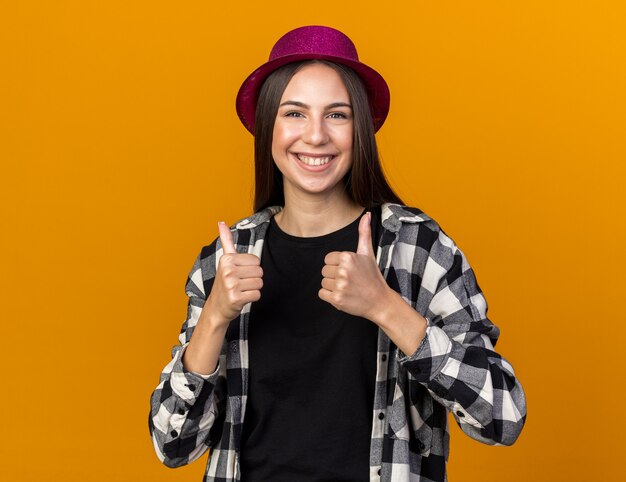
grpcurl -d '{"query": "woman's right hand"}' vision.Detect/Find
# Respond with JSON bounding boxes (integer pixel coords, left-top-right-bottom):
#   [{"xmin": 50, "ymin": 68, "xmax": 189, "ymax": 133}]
[
  {"xmin": 184, "ymin": 222, "xmax": 262, "ymax": 375},
  {"xmin": 200, "ymin": 222, "xmax": 263, "ymax": 328}
]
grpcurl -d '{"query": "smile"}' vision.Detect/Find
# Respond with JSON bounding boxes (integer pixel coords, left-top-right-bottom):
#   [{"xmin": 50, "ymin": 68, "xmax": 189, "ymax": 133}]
[
  {"xmin": 296, "ymin": 154, "xmax": 335, "ymax": 166},
  {"xmin": 296, "ymin": 153, "xmax": 335, "ymax": 166}
]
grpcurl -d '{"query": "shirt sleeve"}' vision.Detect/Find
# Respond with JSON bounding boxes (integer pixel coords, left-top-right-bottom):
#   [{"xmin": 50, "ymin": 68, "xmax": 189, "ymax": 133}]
[
  {"xmin": 148, "ymin": 245, "xmax": 228, "ymax": 467},
  {"xmin": 398, "ymin": 228, "xmax": 527, "ymax": 446}
]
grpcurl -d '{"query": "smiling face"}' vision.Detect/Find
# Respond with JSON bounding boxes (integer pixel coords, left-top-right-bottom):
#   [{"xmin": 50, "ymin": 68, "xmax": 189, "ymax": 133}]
[{"xmin": 271, "ymin": 62, "xmax": 354, "ymax": 202}]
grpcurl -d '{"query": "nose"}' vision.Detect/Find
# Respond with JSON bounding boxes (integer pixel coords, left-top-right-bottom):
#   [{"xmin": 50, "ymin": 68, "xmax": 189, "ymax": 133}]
[{"xmin": 301, "ymin": 115, "xmax": 329, "ymax": 146}]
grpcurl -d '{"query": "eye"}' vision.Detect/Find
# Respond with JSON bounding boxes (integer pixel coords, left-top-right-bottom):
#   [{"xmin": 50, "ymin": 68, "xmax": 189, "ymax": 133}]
[
  {"xmin": 285, "ymin": 111, "xmax": 304, "ymax": 118},
  {"xmin": 327, "ymin": 112, "xmax": 350, "ymax": 119}
]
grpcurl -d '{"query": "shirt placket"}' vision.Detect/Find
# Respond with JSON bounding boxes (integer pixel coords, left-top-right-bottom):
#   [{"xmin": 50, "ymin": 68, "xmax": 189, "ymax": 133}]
[{"xmin": 371, "ymin": 226, "xmax": 401, "ymax": 481}]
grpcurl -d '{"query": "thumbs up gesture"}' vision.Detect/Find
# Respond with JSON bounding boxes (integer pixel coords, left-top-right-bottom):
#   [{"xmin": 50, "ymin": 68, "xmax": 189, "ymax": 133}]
[
  {"xmin": 202, "ymin": 222, "xmax": 264, "ymax": 328},
  {"xmin": 319, "ymin": 212, "xmax": 394, "ymax": 322}
]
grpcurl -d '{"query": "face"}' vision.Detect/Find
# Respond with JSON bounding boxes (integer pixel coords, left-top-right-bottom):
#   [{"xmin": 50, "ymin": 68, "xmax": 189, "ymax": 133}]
[{"xmin": 272, "ymin": 63, "xmax": 353, "ymax": 201}]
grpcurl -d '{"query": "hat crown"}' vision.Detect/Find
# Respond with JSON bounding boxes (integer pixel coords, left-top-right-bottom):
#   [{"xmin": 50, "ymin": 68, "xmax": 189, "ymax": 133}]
[{"xmin": 269, "ymin": 26, "xmax": 360, "ymax": 62}]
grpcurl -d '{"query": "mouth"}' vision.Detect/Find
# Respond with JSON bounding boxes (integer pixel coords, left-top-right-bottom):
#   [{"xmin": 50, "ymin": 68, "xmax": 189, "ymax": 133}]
[{"xmin": 294, "ymin": 153, "xmax": 336, "ymax": 166}]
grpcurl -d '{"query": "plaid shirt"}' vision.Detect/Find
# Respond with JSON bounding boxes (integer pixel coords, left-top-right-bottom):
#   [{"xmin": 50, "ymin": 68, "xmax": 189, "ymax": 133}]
[{"xmin": 149, "ymin": 203, "xmax": 526, "ymax": 482}]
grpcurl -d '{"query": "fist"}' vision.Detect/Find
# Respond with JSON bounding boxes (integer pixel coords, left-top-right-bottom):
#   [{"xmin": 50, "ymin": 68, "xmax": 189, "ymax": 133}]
[
  {"xmin": 319, "ymin": 212, "xmax": 392, "ymax": 321},
  {"xmin": 203, "ymin": 222, "xmax": 263, "ymax": 326}
]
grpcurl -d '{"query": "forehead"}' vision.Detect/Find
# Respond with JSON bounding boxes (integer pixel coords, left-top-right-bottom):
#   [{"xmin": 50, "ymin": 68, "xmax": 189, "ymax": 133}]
[{"xmin": 280, "ymin": 63, "xmax": 350, "ymax": 102}]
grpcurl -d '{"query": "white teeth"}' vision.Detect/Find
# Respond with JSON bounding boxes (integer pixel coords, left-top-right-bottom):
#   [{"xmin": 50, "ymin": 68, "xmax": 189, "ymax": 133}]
[{"xmin": 296, "ymin": 154, "xmax": 333, "ymax": 166}]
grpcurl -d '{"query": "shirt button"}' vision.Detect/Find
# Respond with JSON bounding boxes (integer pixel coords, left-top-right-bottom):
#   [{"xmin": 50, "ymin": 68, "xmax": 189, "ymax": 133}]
[
  {"xmin": 378, "ymin": 412, "xmax": 385, "ymax": 420},
  {"xmin": 381, "ymin": 354, "xmax": 387, "ymax": 362},
  {"xmin": 378, "ymin": 468, "xmax": 381, "ymax": 475},
  {"xmin": 170, "ymin": 430, "xmax": 178, "ymax": 438},
  {"xmin": 417, "ymin": 440, "xmax": 425, "ymax": 450},
  {"xmin": 185, "ymin": 384, "xmax": 196, "ymax": 392},
  {"xmin": 456, "ymin": 410, "xmax": 465, "ymax": 418},
  {"xmin": 177, "ymin": 408, "xmax": 186, "ymax": 415}
]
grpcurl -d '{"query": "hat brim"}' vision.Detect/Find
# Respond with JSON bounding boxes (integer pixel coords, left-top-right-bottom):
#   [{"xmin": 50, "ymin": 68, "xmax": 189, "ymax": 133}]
[{"xmin": 236, "ymin": 53, "xmax": 390, "ymax": 135}]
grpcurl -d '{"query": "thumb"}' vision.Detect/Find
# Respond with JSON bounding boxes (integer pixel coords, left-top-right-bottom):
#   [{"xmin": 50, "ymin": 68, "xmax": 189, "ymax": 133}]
[
  {"xmin": 218, "ymin": 221, "xmax": 236, "ymax": 254},
  {"xmin": 356, "ymin": 212, "xmax": 375, "ymax": 257}
]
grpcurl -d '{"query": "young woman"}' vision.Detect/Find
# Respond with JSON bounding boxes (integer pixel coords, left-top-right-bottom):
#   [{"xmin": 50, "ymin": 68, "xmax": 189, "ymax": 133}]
[{"xmin": 149, "ymin": 25, "xmax": 526, "ymax": 482}]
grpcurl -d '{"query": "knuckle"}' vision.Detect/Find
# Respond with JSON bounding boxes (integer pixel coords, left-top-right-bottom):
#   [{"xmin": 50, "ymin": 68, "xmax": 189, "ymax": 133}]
[
  {"xmin": 246, "ymin": 254, "xmax": 261, "ymax": 265},
  {"xmin": 226, "ymin": 289, "xmax": 239, "ymax": 302},
  {"xmin": 340, "ymin": 252, "xmax": 353, "ymax": 264},
  {"xmin": 221, "ymin": 253, "xmax": 234, "ymax": 264}
]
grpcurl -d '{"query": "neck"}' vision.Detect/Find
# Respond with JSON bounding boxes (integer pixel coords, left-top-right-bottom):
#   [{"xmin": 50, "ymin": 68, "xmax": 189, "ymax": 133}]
[{"xmin": 274, "ymin": 185, "xmax": 364, "ymax": 237}]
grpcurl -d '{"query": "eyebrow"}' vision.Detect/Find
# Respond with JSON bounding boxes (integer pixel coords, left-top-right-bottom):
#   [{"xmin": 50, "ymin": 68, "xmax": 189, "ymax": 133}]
[{"xmin": 279, "ymin": 100, "xmax": 353, "ymax": 110}]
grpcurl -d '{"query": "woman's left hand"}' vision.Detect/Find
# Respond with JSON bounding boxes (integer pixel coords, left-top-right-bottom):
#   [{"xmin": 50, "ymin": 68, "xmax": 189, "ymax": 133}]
[{"xmin": 319, "ymin": 212, "xmax": 394, "ymax": 323}]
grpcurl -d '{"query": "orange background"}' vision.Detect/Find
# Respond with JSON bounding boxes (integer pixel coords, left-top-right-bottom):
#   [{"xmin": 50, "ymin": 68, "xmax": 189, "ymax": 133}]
[{"xmin": 2, "ymin": 1, "xmax": 625, "ymax": 481}]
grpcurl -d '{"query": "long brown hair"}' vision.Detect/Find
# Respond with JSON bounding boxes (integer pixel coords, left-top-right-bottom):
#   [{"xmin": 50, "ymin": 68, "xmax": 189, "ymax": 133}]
[{"xmin": 253, "ymin": 60, "xmax": 404, "ymax": 212}]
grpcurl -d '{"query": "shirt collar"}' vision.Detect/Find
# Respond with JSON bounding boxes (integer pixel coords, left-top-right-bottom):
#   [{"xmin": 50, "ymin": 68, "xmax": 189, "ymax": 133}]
[
  {"xmin": 234, "ymin": 205, "xmax": 283, "ymax": 230},
  {"xmin": 380, "ymin": 203, "xmax": 432, "ymax": 232},
  {"xmin": 234, "ymin": 203, "xmax": 431, "ymax": 233}
]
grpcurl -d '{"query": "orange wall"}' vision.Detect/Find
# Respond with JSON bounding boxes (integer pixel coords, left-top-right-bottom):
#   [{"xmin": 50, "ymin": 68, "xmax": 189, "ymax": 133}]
[{"xmin": 2, "ymin": 1, "xmax": 625, "ymax": 481}]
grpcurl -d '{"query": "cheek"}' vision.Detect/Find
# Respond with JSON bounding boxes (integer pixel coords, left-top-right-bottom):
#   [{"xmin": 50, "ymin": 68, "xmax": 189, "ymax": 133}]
[
  {"xmin": 341, "ymin": 137, "xmax": 354, "ymax": 171},
  {"xmin": 272, "ymin": 123, "xmax": 298, "ymax": 153},
  {"xmin": 329, "ymin": 124, "xmax": 353, "ymax": 149}
]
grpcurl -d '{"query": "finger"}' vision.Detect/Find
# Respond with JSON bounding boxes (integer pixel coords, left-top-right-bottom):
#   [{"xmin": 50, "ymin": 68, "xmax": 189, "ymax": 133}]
[
  {"xmin": 323, "ymin": 251, "xmax": 342, "ymax": 266},
  {"xmin": 230, "ymin": 253, "xmax": 261, "ymax": 266},
  {"xmin": 356, "ymin": 212, "xmax": 375, "ymax": 257},
  {"xmin": 321, "ymin": 264, "xmax": 340, "ymax": 279},
  {"xmin": 321, "ymin": 277, "xmax": 335, "ymax": 292},
  {"xmin": 218, "ymin": 221, "xmax": 236, "ymax": 254},
  {"xmin": 236, "ymin": 289, "xmax": 261, "ymax": 306},
  {"xmin": 318, "ymin": 287, "xmax": 340, "ymax": 310},
  {"xmin": 245, "ymin": 290, "xmax": 262, "ymax": 303},
  {"xmin": 238, "ymin": 277, "xmax": 263, "ymax": 292},
  {"xmin": 235, "ymin": 265, "xmax": 263, "ymax": 279},
  {"xmin": 318, "ymin": 287, "xmax": 332, "ymax": 304},
  {"xmin": 223, "ymin": 265, "xmax": 262, "ymax": 280}
]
